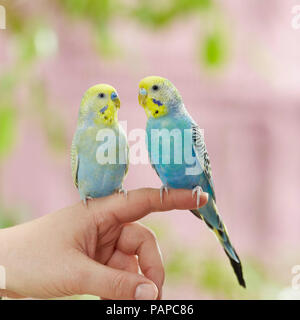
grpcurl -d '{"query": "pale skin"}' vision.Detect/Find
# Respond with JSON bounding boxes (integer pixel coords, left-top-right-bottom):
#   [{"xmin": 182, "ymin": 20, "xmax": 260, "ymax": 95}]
[{"xmin": 0, "ymin": 188, "xmax": 208, "ymax": 300}]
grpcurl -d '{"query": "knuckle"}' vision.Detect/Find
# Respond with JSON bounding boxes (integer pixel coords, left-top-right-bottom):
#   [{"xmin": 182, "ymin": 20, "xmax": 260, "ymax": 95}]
[
  {"xmin": 134, "ymin": 223, "xmax": 157, "ymax": 242},
  {"xmin": 144, "ymin": 227, "xmax": 157, "ymax": 242},
  {"xmin": 92, "ymin": 208, "xmax": 106, "ymax": 228}
]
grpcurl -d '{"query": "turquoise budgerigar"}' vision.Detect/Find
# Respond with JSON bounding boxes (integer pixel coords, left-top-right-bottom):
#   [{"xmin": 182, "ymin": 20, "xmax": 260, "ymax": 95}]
[
  {"xmin": 71, "ymin": 84, "xmax": 129, "ymax": 204},
  {"xmin": 138, "ymin": 76, "xmax": 246, "ymax": 288}
]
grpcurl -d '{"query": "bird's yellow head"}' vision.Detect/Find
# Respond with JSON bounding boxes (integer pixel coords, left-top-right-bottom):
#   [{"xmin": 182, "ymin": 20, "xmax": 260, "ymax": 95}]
[
  {"xmin": 79, "ymin": 84, "xmax": 120, "ymax": 126},
  {"xmin": 138, "ymin": 76, "xmax": 182, "ymax": 119}
]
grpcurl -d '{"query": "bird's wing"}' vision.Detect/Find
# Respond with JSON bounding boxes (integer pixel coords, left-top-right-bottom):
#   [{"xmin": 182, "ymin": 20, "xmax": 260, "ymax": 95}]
[
  {"xmin": 191, "ymin": 123, "xmax": 216, "ymax": 202},
  {"xmin": 71, "ymin": 137, "xmax": 79, "ymax": 189}
]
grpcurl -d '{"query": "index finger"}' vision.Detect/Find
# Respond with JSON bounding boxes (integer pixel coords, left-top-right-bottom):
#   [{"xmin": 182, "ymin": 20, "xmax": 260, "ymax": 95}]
[{"xmin": 90, "ymin": 188, "xmax": 208, "ymax": 224}]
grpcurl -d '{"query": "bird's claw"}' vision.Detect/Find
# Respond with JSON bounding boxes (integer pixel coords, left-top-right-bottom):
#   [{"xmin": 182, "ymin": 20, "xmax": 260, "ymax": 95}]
[
  {"xmin": 192, "ymin": 186, "xmax": 203, "ymax": 208},
  {"xmin": 119, "ymin": 188, "xmax": 128, "ymax": 198},
  {"xmin": 160, "ymin": 185, "xmax": 169, "ymax": 204},
  {"xmin": 83, "ymin": 196, "xmax": 93, "ymax": 207}
]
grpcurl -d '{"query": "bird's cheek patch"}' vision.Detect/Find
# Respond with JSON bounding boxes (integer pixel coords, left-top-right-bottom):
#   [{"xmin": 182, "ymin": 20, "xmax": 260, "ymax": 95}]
[
  {"xmin": 100, "ymin": 105, "xmax": 108, "ymax": 114},
  {"xmin": 147, "ymin": 99, "xmax": 168, "ymax": 118},
  {"xmin": 152, "ymin": 98, "xmax": 163, "ymax": 106},
  {"xmin": 97, "ymin": 106, "xmax": 115, "ymax": 125}
]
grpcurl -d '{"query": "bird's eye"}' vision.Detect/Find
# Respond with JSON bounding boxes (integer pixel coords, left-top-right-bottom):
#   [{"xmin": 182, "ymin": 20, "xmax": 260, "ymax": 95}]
[
  {"xmin": 98, "ymin": 93, "xmax": 105, "ymax": 98},
  {"xmin": 152, "ymin": 85, "xmax": 159, "ymax": 91}
]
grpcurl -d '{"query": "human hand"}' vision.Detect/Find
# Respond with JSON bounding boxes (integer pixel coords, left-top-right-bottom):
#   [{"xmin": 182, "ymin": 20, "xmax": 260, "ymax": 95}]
[{"xmin": 0, "ymin": 188, "xmax": 208, "ymax": 300}]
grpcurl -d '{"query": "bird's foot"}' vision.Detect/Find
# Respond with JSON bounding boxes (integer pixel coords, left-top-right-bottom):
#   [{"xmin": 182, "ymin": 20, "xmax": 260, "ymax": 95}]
[
  {"xmin": 83, "ymin": 196, "xmax": 94, "ymax": 207},
  {"xmin": 118, "ymin": 188, "xmax": 128, "ymax": 199},
  {"xmin": 192, "ymin": 186, "xmax": 203, "ymax": 208},
  {"xmin": 160, "ymin": 184, "xmax": 169, "ymax": 204}
]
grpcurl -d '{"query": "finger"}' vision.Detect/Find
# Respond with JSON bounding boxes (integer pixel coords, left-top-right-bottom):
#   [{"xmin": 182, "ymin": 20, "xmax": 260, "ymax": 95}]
[
  {"xmin": 0, "ymin": 289, "xmax": 25, "ymax": 299},
  {"xmin": 117, "ymin": 222, "xmax": 164, "ymax": 299},
  {"xmin": 76, "ymin": 255, "xmax": 158, "ymax": 300},
  {"xmin": 101, "ymin": 250, "xmax": 139, "ymax": 300},
  {"xmin": 106, "ymin": 250, "xmax": 139, "ymax": 274},
  {"xmin": 89, "ymin": 188, "xmax": 208, "ymax": 224}
]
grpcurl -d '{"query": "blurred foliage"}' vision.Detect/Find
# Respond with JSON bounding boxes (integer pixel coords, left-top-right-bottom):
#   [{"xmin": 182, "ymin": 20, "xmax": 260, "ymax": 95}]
[
  {"xmin": 30, "ymin": 81, "xmax": 68, "ymax": 153},
  {"xmin": 144, "ymin": 220, "xmax": 285, "ymax": 300},
  {"xmin": 0, "ymin": 106, "xmax": 16, "ymax": 160},
  {"xmin": 58, "ymin": 0, "xmax": 228, "ymax": 65},
  {"xmin": 0, "ymin": 204, "xmax": 25, "ymax": 228},
  {"xmin": 165, "ymin": 249, "xmax": 282, "ymax": 299},
  {"xmin": 201, "ymin": 31, "xmax": 228, "ymax": 68},
  {"xmin": 0, "ymin": 71, "xmax": 17, "ymax": 161},
  {"xmin": 131, "ymin": 0, "xmax": 212, "ymax": 27},
  {"xmin": 59, "ymin": 0, "xmax": 117, "ymax": 56},
  {"xmin": 0, "ymin": 2, "xmax": 67, "ymax": 159}
]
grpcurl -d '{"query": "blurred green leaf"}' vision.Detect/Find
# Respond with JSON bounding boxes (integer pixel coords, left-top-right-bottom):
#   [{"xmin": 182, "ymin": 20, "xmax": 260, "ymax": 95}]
[
  {"xmin": 166, "ymin": 250, "xmax": 190, "ymax": 278},
  {"xmin": 0, "ymin": 214, "xmax": 16, "ymax": 228},
  {"xmin": 132, "ymin": 0, "xmax": 212, "ymax": 27},
  {"xmin": 142, "ymin": 219, "xmax": 170, "ymax": 241},
  {"xmin": 0, "ymin": 73, "xmax": 16, "ymax": 93},
  {"xmin": 0, "ymin": 106, "xmax": 17, "ymax": 159},
  {"xmin": 16, "ymin": 32, "xmax": 38, "ymax": 64},
  {"xmin": 44, "ymin": 116, "xmax": 68, "ymax": 153},
  {"xmin": 201, "ymin": 31, "xmax": 227, "ymax": 68},
  {"xmin": 0, "ymin": 205, "xmax": 20, "ymax": 228},
  {"xmin": 60, "ymin": 0, "xmax": 113, "ymax": 23},
  {"xmin": 198, "ymin": 257, "xmax": 237, "ymax": 297},
  {"xmin": 4, "ymin": 3, "xmax": 25, "ymax": 34},
  {"xmin": 94, "ymin": 26, "xmax": 119, "ymax": 57}
]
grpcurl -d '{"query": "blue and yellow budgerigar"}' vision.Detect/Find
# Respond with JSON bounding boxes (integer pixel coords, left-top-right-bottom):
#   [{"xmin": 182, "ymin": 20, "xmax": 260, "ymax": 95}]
[
  {"xmin": 71, "ymin": 84, "xmax": 129, "ymax": 204},
  {"xmin": 138, "ymin": 76, "xmax": 246, "ymax": 287}
]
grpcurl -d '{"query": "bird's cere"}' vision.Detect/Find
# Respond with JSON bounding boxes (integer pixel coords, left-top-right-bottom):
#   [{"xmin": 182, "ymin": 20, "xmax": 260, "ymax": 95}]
[
  {"xmin": 111, "ymin": 92, "xmax": 118, "ymax": 100},
  {"xmin": 139, "ymin": 88, "xmax": 147, "ymax": 96}
]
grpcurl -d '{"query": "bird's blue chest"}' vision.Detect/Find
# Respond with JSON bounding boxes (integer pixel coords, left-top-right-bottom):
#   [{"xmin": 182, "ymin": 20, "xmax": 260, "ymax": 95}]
[{"xmin": 146, "ymin": 116, "xmax": 203, "ymax": 189}]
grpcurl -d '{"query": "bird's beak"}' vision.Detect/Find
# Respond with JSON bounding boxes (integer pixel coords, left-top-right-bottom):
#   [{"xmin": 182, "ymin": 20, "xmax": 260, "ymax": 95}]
[
  {"xmin": 138, "ymin": 88, "xmax": 147, "ymax": 106},
  {"xmin": 111, "ymin": 92, "xmax": 120, "ymax": 109}
]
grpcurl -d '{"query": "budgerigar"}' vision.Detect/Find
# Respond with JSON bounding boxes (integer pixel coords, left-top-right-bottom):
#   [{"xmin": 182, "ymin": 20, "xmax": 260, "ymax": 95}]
[
  {"xmin": 71, "ymin": 84, "xmax": 129, "ymax": 204},
  {"xmin": 138, "ymin": 76, "xmax": 246, "ymax": 288}
]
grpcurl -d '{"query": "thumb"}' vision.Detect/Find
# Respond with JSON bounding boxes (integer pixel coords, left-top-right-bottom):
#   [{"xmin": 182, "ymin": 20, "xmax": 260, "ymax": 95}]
[{"xmin": 76, "ymin": 255, "xmax": 158, "ymax": 300}]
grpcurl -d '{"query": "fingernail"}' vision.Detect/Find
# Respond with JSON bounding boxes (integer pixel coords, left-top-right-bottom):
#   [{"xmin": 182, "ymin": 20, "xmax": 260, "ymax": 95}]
[{"xmin": 135, "ymin": 283, "xmax": 158, "ymax": 300}]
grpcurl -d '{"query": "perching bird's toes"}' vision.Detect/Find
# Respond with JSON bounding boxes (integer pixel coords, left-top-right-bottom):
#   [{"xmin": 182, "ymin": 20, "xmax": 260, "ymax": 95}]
[
  {"xmin": 83, "ymin": 196, "xmax": 93, "ymax": 207},
  {"xmin": 118, "ymin": 188, "xmax": 128, "ymax": 198},
  {"xmin": 160, "ymin": 185, "xmax": 169, "ymax": 204},
  {"xmin": 192, "ymin": 186, "xmax": 203, "ymax": 208}
]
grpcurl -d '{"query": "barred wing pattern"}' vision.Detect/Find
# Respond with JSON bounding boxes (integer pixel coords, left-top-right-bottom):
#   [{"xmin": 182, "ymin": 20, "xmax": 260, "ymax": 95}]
[{"xmin": 191, "ymin": 123, "xmax": 216, "ymax": 201}]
